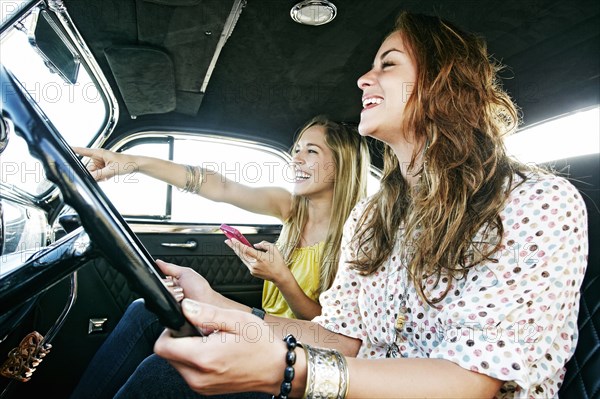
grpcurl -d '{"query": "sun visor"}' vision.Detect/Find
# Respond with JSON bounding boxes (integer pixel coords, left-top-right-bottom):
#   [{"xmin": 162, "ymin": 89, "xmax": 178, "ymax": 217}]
[
  {"xmin": 134, "ymin": 0, "xmax": 239, "ymax": 116},
  {"xmin": 104, "ymin": 46, "xmax": 176, "ymax": 117}
]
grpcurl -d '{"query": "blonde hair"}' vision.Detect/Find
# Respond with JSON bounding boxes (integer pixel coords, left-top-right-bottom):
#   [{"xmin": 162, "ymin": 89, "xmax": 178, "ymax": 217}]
[
  {"xmin": 350, "ymin": 12, "xmax": 529, "ymax": 305},
  {"xmin": 279, "ymin": 115, "xmax": 370, "ymax": 293}
]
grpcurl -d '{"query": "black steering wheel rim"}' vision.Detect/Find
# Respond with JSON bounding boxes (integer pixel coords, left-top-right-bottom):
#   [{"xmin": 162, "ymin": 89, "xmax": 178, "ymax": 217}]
[{"xmin": 0, "ymin": 66, "xmax": 191, "ymax": 333}]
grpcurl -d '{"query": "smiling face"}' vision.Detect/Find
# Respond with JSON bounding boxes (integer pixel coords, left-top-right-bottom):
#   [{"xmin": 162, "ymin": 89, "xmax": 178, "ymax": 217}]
[
  {"xmin": 357, "ymin": 31, "xmax": 418, "ymax": 147},
  {"xmin": 291, "ymin": 125, "xmax": 336, "ymax": 199}
]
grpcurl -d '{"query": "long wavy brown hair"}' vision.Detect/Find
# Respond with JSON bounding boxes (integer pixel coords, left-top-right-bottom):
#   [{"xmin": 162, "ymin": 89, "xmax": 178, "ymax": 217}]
[{"xmin": 350, "ymin": 12, "xmax": 529, "ymax": 305}]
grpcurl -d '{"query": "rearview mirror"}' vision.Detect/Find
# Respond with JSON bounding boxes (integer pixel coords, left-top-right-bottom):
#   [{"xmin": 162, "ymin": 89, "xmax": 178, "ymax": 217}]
[{"xmin": 27, "ymin": 8, "xmax": 80, "ymax": 84}]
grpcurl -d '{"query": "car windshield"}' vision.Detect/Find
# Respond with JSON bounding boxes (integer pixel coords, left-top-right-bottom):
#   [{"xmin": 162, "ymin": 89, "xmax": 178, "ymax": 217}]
[
  {"xmin": 0, "ymin": 0, "xmax": 35, "ymax": 27},
  {"xmin": 1, "ymin": 10, "xmax": 106, "ymax": 145},
  {"xmin": 0, "ymin": 4, "xmax": 108, "ymax": 197}
]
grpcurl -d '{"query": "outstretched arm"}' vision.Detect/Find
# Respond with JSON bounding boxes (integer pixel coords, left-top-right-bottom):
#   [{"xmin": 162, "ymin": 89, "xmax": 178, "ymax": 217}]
[{"xmin": 73, "ymin": 147, "xmax": 293, "ymax": 219}]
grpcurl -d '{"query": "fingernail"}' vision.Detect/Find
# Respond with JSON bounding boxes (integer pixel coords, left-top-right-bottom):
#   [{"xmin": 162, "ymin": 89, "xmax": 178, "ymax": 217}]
[{"xmin": 182, "ymin": 298, "xmax": 200, "ymax": 314}]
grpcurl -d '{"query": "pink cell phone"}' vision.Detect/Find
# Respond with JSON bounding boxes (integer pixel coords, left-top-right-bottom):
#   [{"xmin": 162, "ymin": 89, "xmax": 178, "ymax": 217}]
[{"xmin": 219, "ymin": 223, "xmax": 253, "ymax": 247}]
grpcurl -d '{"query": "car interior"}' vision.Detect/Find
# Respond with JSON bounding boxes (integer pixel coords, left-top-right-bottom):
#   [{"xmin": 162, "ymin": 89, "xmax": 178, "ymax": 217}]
[{"xmin": 0, "ymin": 0, "xmax": 598, "ymax": 398}]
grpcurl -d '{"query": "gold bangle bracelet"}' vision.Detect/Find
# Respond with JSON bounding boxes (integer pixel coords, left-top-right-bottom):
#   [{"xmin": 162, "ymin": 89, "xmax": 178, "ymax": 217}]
[
  {"xmin": 181, "ymin": 164, "xmax": 193, "ymax": 192},
  {"xmin": 191, "ymin": 165, "xmax": 204, "ymax": 194},
  {"xmin": 300, "ymin": 343, "xmax": 310, "ymax": 399},
  {"xmin": 181, "ymin": 165, "xmax": 204, "ymax": 194},
  {"xmin": 302, "ymin": 344, "xmax": 349, "ymax": 399}
]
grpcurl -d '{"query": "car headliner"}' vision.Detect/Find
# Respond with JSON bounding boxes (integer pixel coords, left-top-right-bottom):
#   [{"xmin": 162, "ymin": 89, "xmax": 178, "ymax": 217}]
[{"xmin": 63, "ymin": 0, "xmax": 599, "ymax": 153}]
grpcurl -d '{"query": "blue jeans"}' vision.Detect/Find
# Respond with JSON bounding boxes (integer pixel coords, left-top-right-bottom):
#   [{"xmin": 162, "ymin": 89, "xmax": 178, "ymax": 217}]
[
  {"xmin": 70, "ymin": 299, "xmax": 163, "ymax": 399},
  {"xmin": 114, "ymin": 354, "xmax": 270, "ymax": 399},
  {"xmin": 71, "ymin": 299, "xmax": 270, "ymax": 399}
]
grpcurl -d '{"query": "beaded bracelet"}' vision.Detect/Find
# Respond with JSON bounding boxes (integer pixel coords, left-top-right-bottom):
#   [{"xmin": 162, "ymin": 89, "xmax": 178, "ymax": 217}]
[{"xmin": 273, "ymin": 334, "xmax": 297, "ymax": 399}]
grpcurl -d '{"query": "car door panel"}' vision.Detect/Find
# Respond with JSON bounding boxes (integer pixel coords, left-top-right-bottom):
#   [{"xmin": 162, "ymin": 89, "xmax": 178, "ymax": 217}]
[{"xmin": 132, "ymin": 225, "xmax": 281, "ymax": 308}]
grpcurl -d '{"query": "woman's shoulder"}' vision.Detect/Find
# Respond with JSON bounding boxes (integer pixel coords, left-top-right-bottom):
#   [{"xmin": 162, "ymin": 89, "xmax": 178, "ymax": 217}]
[
  {"xmin": 344, "ymin": 196, "xmax": 371, "ymax": 222},
  {"xmin": 504, "ymin": 170, "xmax": 588, "ymax": 221},
  {"xmin": 509, "ymin": 170, "xmax": 585, "ymax": 203},
  {"xmin": 341, "ymin": 197, "xmax": 374, "ymax": 238}
]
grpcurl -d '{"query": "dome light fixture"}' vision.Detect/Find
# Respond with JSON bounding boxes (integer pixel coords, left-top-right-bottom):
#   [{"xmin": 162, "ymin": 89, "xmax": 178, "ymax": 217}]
[{"xmin": 290, "ymin": 0, "xmax": 337, "ymax": 26}]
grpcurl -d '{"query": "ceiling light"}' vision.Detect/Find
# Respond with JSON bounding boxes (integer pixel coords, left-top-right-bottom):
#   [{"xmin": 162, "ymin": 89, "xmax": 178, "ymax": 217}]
[{"xmin": 290, "ymin": 1, "xmax": 337, "ymax": 26}]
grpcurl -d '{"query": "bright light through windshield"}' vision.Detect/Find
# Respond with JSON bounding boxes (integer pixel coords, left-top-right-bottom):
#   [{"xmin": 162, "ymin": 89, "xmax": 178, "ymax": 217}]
[
  {"xmin": 506, "ymin": 107, "xmax": 600, "ymax": 164},
  {"xmin": 0, "ymin": 0, "xmax": 32, "ymax": 26},
  {"xmin": 1, "ymin": 10, "xmax": 106, "ymax": 147}
]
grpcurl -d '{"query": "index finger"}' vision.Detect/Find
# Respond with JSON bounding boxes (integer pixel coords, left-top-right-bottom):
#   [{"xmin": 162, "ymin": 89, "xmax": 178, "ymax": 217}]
[
  {"xmin": 225, "ymin": 239, "xmax": 260, "ymax": 262},
  {"xmin": 72, "ymin": 146, "xmax": 94, "ymax": 157}
]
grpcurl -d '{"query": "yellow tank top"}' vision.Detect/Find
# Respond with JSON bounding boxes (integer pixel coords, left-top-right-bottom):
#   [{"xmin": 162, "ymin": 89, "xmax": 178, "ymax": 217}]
[{"xmin": 261, "ymin": 241, "xmax": 323, "ymax": 319}]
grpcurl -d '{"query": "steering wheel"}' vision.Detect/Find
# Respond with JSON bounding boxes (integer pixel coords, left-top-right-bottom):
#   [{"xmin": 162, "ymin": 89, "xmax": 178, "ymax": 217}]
[{"xmin": 0, "ymin": 67, "xmax": 198, "ymax": 336}]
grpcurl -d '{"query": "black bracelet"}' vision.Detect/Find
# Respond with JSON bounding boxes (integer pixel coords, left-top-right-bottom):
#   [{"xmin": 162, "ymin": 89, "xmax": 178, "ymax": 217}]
[
  {"xmin": 251, "ymin": 307, "xmax": 266, "ymax": 320},
  {"xmin": 272, "ymin": 334, "xmax": 297, "ymax": 399}
]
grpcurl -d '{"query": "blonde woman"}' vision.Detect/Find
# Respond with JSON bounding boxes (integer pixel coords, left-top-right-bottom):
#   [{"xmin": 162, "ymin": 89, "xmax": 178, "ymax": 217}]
[{"xmin": 70, "ymin": 115, "xmax": 370, "ymax": 399}]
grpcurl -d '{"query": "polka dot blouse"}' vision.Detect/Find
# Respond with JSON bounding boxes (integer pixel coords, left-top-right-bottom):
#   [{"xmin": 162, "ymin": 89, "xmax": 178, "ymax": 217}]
[{"xmin": 313, "ymin": 172, "xmax": 588, "ymax": 398}]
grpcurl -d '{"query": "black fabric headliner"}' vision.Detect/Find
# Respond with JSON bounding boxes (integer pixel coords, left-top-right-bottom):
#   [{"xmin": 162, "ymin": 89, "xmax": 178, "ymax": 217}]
[{"xmin": 64, "ymin": 0, "xmax": 600, "ymax": 149}]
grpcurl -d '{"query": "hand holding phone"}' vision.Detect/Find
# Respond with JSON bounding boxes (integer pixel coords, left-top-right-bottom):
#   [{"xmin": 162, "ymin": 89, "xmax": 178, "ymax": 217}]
[{"xmin": 220, "ymin": 223, "xmax": 253, "ymax": 247}]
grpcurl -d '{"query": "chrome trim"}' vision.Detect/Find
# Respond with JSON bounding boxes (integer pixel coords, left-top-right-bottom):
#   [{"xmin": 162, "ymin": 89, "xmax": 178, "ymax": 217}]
[
  {"xmin": 46, "ymin": 0, "xmax": 65, "ymax": 12},
  {"xmin": 107, "ymin": 131, "xmax": 293, "ymax": 164},
  {"xmin": 88, "ymin": 317, "xmax": 108, "ymax": 334},
  {"xmin": 46, "ymin": 0, "xmax": 119, "ymax": 148},
  {"xmin": 200, "ymin": 0, "xmax": 246, "ymax": 94},
  {"xmin": 161, "ymin": 240, "xmax": 198, "ymax": 249},
  {"xmin": 0, "ymin": 182, "xmax": 42, "ymax": 208},
  {"xmin": 0, "ymin": 0, "xmax": 39, "ymax": 35},
  {"xmin": 0, "ymin": 115, "xmax": 8, "ymax": 154},
  {"xmin": 72, "ymin": 230, "xmax": 91, "ymax": 255},
  {"xmin": 291, "ymin": 0, "xmax": 337, "ymax": 26},
  {"xmin": 129, "ymin": 223, "xmax": 281, "ymax": 235},
  {"xmin": 0, "ymin": 200, "xmax": 3, "ymax": 256},
  {"xmin": 42, "ymin": 271, "xmax": 77, "ymax": 344}
]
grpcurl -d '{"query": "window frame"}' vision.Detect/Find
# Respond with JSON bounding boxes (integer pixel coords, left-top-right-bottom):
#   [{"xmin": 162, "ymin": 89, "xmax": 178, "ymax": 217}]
[{"xmin": 104, "ymin": 131, "xmax": 295, "ymax": 225}]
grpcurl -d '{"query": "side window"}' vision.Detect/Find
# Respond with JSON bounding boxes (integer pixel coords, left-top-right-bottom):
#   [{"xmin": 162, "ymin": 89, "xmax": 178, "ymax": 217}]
[
  {"xmin": 100, "ymin": 135, "xmax": 293, "ymax": 225},
  {"xmin": 101, "ymin": 141, "xmax": 170, "ymax": 217}
]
